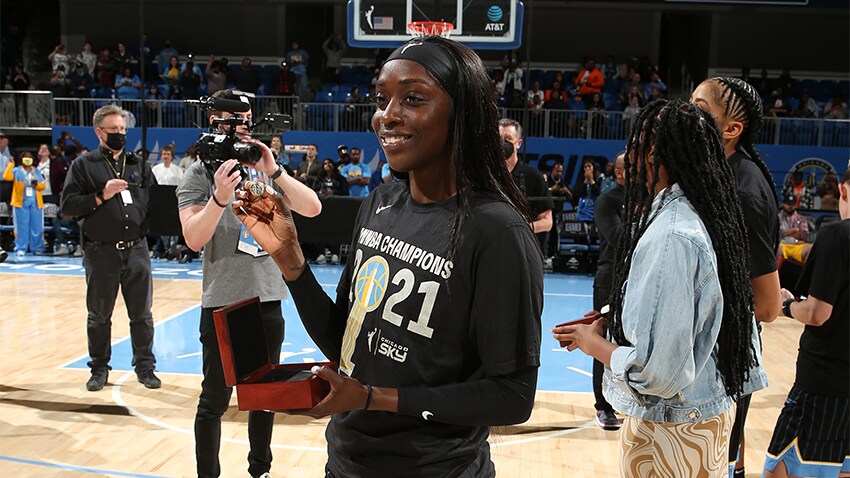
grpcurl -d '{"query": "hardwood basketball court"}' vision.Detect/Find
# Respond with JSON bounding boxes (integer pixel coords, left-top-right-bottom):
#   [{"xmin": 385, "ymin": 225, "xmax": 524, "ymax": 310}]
[{"xmin": 0, "ymin": 261, "xmax": 803, "ymax": 477}]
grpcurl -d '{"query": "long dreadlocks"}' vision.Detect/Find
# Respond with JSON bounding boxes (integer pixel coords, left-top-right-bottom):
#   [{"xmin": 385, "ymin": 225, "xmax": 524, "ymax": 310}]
[
  {"xmin": 709, "ymin": 77, "xmax": 780, "ymax": 208},
  {"xmin": 608, "ymin": 99, "xmax": 755, "ymax": 398}
]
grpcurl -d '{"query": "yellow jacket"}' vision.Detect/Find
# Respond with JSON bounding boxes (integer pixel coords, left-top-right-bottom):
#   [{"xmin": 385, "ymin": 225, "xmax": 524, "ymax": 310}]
[{"xmin": 3, "ymin": 162, "xmax": 46, "ymax": 208}]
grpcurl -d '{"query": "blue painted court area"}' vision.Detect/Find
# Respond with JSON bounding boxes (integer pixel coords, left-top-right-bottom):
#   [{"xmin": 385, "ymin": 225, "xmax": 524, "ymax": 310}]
[{"xmin": 4, "ymin": 256, "xmax": 596, "ymax": 393}]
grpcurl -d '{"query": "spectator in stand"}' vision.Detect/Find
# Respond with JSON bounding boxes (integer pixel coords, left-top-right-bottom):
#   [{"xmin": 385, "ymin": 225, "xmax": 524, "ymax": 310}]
[
  {"xmin": 588, "ymin": 92, "xmax": 608, "ymax": 139},
  {"xmin": 647, "ymin": 87, "xmax": 663, "ymax": 103},
  {"xmin": 286, "ymin": 41, "xmax": 310, "ymax": 101},
  {"xmin": 502, "ymin": 59, "xmax": 524, "ymax": 98},
  {"xmin": 271, "ymin": 60, "xmax": 296, "ymax": 96},
  {"xmin": 791, "ymin": 90, "xmax": 819, "ymax": 118},
  {"xmin": 138, "ymin": 33, "xmax": 156, "ymax": 81},
  {"xmin": 77, "ymin": 41, "xmax": 97, "ymax": 76},
  {"xmin": 4, "ymin": 152, "xmax": 46, "ymax": 256},
  {"xmin": 50, "ymin": 65, "xmax": 71, "ymax": 97},
  {"xmin": 113, "ymin": 42, "xmax": 135, "ymax": 75},
  {"xmin": 219, "ymin": 57, "xmax": 235, "ymax": 85},
  {"xmin": 823, "ymin": 94, "xmax": 848, "ymax": 119},
  {"xmin": 70, "ymin": 62, "xmax": 94, "ymax": 98},
  {"xmin": 782, "ymin": 171, "xmax": 815, "ymax": 210},
  {"xmin": 543, "ymin": 89, "xmax": 568, "ymax": 137},
  {"xmin": 95, "ymin": 47, "xmax": 116, "ymax": 89},
  {"xmin": 322, "ymin": 33, "xmax": 347, "ymax": 84},
  {"xmin": 767, "ymin": 89, "xmax": 790, "ymax": 117},
  {"xmin": 10, "ymin": 62, "xmax": 30, "ymax": 124},
  {"xmin": 312, "ymin": 158, "xmax": 348, "ymax": 196},
  {"xmin": 819, "ymin": 173, "xmax": 840, "ymax": 211},
  {"xmin": 162, "ymin": 55, "xmax": 181, "ymax": 98},
  {"xmin": 339, "ymin": 147, "xmax": 371, "ymax": 197},
  {"xmin": 144, "ymin": 84, "xmax": 162, "ymax": 126},
  {"xmin": 115, "ymin": 66, "xmax": 141, "ymax": 99},
  {"xmin": 527, "ymin": 80, "xmax": 545, "ymax": 106},
  {"xmin": 740, "ymin": 67, "xmax": 756, "ymax": 88},
  {"xmin": 619, "ymin": 72, "xmax": 643, "ymax": 106},
  {"xmin": 571, "ymin": 159, "xmax": 602, "ymax": 222},
  {"xmin": 205, "ymin": 56, "xmax": 227, "ymax": 95},
  {"xmin": 41, "ymin": 143, "xmax": 77, "ymax": 256},
  {"xmin": 506, "ymin": 89, "xmax": 524, "ymax": 109},
  {"xmin": 296, "ymin": 143, "xmax": 322, "ymax": 184},
  {"xmin": 602, "ymin": 54, "xmax": 618, "ymax": 83},
  {"xmin": 157, "ymin": 40, "xmax": 178, "ymax": 73},
  {"xmin": 642, "ymin": 70, "xmax": 667, "ymax": 99},
  {"xmin": 48, "ymin": 44, "xmax": 70, "ymax": 72},
  {"xmin": 501, "ymin": 49, "xmax": 521, "ymax": 69},
  {"xmin": 235, "ymin": 57, "xmax": 260, "ymax": 94},
  {"xmin": 575, "ymin": 56, "xmax": 604, "ymax": 108},
  {"xmin": 756, "ymin": 68, "xmax": 772, "ymax": 98},
  {"xmin": 775, "ymin": 68, "xmax": 798, "ymax": 98},
  {"xmin": 180, "ymin": 56, "xmax": 202, "ymax": 99},
  {"xmin": 623, "ymin": 95, "xmax": 641, "ymax": 127}
]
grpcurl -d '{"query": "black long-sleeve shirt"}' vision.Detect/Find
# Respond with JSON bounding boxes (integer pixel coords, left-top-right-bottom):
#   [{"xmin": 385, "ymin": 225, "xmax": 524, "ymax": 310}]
[
  {"xmin": 594, "ymin": 183, "xmax": 625, "ymax": 288},
  {"xmin": 60, "ymin": 146, "xmax": 154, "ymax": 242}
]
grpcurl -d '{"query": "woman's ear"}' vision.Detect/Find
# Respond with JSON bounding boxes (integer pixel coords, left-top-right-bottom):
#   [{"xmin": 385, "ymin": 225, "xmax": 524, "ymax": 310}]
[{"xmin": 723, "ymin": 119, "xmax": 744, "ymax": 142}]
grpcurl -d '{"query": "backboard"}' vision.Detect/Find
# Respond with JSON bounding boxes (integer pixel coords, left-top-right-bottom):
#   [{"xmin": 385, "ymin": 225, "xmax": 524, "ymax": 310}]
[{"xmin": 347, "ymin": 0, "xmax": 524, "ymax": 50}]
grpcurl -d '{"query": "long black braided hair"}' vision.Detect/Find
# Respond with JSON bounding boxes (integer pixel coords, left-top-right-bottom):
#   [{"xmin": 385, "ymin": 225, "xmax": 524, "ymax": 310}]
[
  {"xmin": 608, "ymin": 99, "xmax": 755, "ymax": 398},
  {"xmin": 707, "ymin": 77, "xmax": 780, "ymax": 208}
]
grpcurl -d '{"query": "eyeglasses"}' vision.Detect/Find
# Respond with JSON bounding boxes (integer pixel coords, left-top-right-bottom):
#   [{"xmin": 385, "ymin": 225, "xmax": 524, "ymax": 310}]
[{"xmin": 98, "ymin": 126, "xmax": 126, "ymax": 134}]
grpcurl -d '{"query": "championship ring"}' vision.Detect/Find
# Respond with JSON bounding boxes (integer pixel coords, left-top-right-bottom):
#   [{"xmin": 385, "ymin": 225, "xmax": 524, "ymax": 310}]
[{"xmin": 248, "ymin": 181, "xmax": 266, "ymax": 197}]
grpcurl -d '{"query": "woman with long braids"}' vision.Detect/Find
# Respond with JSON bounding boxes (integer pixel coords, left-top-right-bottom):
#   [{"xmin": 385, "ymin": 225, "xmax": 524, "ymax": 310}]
[
  {"xmin": 229, "ymin": 36, "xmax": 543, "ymax": 477},
  {"xmin": 691, "ymin": 76, "xmax": 780, "ymax": 478},
  {"xmin": 554, "ymin": 99, "xmax": 760, "ymax": 477}
]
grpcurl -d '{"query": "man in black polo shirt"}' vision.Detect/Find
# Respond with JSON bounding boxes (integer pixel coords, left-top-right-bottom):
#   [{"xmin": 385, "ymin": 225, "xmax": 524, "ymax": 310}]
[
  {"xmin": 60, "ymin": 104, "xmax": 160, "ymax": 392},
  {"xmin": 498, "ymin": 118, "xmax": 554, "ymax": 256},
  {"xmin": 588, "ymin": 151, "xmax": 625, "ymax": 431}
]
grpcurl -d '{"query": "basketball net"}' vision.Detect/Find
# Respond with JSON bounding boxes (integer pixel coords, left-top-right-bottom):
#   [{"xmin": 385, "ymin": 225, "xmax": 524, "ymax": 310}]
[{"xmin": 408, "ymin": 21, "xmax": 454, "ymax": 38}]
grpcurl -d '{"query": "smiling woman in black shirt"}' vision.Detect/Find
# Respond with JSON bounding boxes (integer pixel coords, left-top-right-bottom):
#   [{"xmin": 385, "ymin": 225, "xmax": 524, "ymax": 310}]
[{"xmin": 232, "ymin": 36, "xmax": 543, "ymax": 478}]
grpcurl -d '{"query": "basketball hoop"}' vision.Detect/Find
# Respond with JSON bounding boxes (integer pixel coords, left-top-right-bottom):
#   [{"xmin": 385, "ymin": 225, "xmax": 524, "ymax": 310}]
[{"xmin": 407, "ymin": 21, "xmax": 454, "ymax": 38}]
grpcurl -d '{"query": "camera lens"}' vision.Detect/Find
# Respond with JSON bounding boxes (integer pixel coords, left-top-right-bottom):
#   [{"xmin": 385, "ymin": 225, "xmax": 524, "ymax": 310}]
[{"xmin": 233, "ymin": 141, "xmax": 263, "ymax": 164}]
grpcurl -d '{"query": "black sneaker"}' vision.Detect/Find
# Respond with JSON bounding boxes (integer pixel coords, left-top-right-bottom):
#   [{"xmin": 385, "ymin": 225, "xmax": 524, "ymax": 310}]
[
  {"xmin": 86, "ymin": 369, "xmax": 109, "ymax": 391},
  {"xmin": 136, "ymin": 369, "xmax": 162, "ymax": 389},
  {"xmin": 595, "ymin": 409, "xmax": 622, "ymax": 431}
]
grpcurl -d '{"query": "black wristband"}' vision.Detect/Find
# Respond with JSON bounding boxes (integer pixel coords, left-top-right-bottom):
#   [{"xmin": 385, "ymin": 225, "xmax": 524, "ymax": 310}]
[
  {"xmin": 363, "ymin": 384, "xmax": 373, "ymax": 410},
  {"xmin": 269, "ymin": 165, "xmax": 284, "ymax": 180},
  {"xmin": 211, "ymin": 192, "xmax": 227, "ymax": 208},
  {"xmin": 782, "ymin": 297, "xmax": 796, "ymax": 318}
]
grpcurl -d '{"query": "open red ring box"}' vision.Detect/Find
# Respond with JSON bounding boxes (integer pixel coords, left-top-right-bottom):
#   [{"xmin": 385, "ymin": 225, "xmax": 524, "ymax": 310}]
[{"xmin": 213, "ymin": 297, "xmax": 337, "ymax": 411}]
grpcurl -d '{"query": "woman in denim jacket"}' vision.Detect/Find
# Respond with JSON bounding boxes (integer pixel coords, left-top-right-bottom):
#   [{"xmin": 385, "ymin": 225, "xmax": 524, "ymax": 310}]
[{"xmin": 554, "ymin": 99, "xmax": 762, "ymax": 477}]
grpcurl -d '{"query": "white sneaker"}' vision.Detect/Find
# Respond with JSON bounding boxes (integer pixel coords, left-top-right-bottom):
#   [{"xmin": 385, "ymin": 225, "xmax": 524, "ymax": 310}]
[
  {"xmin": 53, "ymin": 244, "xmax": 70, "ymax": 256},
  {"xmin": 73, "ymin": 246, "xmax": 83, "ymax": 257},
  {"xmin": 16, "ymin": 250, "xmax": 26, "ymax": 257},
  {"xmin": 258, "ymin": 473, "xmax": 272, "ymax": 478},
  {"xmin": 315, "ymin": 254, "xmax": 327, "ymax": 265},
  {"xmin": 330, "ymin": 254, "xmax": 339, "ymax": 265}
]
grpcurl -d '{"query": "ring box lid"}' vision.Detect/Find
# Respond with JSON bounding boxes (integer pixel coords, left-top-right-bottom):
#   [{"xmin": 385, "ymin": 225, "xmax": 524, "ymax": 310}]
[{"xmin": 213, "ymin": 296, "xmax": 274, "ymax": 387}]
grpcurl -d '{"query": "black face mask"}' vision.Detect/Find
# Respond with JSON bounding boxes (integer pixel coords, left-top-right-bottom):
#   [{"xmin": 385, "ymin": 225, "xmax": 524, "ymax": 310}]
[{"xmin": 105, "ymin": 132, "xmax": 125, "ymax": 151}]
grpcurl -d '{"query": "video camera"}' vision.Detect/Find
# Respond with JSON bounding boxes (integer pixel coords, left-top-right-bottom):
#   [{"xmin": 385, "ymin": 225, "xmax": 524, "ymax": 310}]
[{"xmin": 190, "ymin": 95, "xmax": 292, "ymax": 180}]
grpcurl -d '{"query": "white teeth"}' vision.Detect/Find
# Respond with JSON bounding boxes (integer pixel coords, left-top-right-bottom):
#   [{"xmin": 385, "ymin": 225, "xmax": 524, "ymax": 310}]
[{"xmin": 383, "ymin": 135, "xmax": 410, "ymax": 145}]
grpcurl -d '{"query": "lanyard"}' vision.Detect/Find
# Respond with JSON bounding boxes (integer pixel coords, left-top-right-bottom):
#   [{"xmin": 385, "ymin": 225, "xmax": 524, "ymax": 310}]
[{"xmin": 103, "ymin": 150, "xmax": 126, "ymax": 179}]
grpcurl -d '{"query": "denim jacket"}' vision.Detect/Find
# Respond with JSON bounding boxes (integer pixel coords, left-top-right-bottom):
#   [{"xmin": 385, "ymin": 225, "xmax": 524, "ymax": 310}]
[{"xmin": 603, "ymin": 184, "xmax": 765, "ymax": 423}]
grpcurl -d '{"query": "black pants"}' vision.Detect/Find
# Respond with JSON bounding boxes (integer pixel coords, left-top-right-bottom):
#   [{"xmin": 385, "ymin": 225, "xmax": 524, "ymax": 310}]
[
  {"xmin": 592, "ymin": 283, "xmax": 615, "ymax": 413},
  {"xmin": 195, "ymin": 301, "xmax": 284, "ymax": 478},
  {"xmin": 83, "ymin": 239, "xmax": 155, "ymax": 373}
]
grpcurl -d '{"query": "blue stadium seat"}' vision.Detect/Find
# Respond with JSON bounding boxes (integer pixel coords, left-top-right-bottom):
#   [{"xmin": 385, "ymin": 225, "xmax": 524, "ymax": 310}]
[
  {"xmin": 339, "ymin": 66, "xmax": 355, "ymax": 84},
  {"xmin": 314, "ymin": 91, "xmax": 334, "ymax": 103},
  {"xmin": 333, "ymin": 91, "xmax": 351, "ymax": 103},
  {"xmin": 799, "ymin": 79, "xmax": 819, "ymax": 95}
]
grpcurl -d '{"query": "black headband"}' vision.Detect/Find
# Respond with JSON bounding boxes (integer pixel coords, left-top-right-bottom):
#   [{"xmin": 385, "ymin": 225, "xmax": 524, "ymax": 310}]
[{"xmin": 384, "ymin": 40, "xmax": 458, "ymax": 98}]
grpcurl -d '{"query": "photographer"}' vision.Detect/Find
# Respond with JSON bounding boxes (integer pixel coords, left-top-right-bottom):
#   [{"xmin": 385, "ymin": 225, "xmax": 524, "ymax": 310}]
[{"xmin": 175, "ymin": 88, "xmax": 321, "ymax": 478}]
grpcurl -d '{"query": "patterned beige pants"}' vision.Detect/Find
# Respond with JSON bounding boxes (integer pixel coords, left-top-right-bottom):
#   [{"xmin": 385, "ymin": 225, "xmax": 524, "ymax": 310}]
[{"xmin": 619, "ymin": 406, "xmax": 735, "ymax": 478}]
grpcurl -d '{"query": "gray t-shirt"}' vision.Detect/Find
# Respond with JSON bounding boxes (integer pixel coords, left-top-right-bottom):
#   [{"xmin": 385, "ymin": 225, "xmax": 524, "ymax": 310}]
[{"xmin": 176, "ymin": 161, "xmax": 286, "ymax": 308}]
